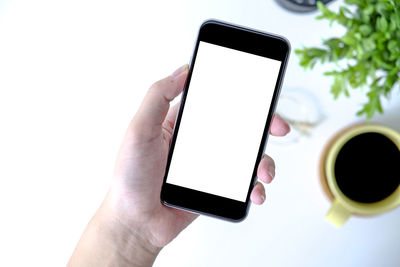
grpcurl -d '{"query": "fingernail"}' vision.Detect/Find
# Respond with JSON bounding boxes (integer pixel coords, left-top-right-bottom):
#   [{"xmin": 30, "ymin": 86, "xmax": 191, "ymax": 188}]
[
  {"xmin": 260, "ymin": 194, "xmax": 265, "ymax": 203},
  {"xmin": 284, "ymin": 121, "xmax": 291, "ymax": 134},
  {"xmin": 172, "ymin": 64, "xmax": 188, "ymax": 77},
  {"xmin": 268, "ymin": 164, "xmax": 275, "ymax": 179}
]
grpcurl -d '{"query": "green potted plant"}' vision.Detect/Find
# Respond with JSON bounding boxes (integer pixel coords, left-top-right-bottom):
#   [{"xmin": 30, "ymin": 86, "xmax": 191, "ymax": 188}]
[{"xmin": 295, "ymin": 0, "xmax": 400, "ymax": 119}]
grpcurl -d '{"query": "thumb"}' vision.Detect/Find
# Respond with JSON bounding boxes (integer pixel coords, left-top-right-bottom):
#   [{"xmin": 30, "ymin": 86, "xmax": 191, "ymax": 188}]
[{"xmin": 132, "ymin": 65, "xmax": 188, "ymax": 139}]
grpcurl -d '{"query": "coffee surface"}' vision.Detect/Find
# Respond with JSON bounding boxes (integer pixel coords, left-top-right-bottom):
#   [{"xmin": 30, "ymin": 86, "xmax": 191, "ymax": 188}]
[{"xmin": 334, "ymin": 132, "xmax": 400, "ymax": 203}]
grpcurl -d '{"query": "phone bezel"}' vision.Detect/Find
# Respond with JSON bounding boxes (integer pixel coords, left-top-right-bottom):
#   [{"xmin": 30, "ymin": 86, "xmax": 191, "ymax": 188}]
[{"xmin": 161, "ymin": 20, "xmax": 290, "ymax": 222}]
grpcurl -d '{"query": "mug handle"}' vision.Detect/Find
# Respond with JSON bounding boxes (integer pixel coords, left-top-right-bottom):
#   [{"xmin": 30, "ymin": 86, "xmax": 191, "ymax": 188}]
[{"xmin": 326, "ymin": 199, "xmax": 351, "ymax": 227}]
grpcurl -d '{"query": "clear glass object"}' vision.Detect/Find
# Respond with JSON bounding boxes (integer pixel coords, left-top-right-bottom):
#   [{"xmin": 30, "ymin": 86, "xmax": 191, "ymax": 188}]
[{"xmin": 270, "ymin": 88, "xmax": 325, "ymax": 145}]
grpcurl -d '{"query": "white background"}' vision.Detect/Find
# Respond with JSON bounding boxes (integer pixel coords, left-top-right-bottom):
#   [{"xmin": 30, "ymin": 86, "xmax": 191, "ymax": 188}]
[
  {"xmin": 1, "ymin": 0, "xmax": 400, "ymax": 266},
  {"xmin": 167, "ymin": 41, "xmax": 281, "ymax": 202}
]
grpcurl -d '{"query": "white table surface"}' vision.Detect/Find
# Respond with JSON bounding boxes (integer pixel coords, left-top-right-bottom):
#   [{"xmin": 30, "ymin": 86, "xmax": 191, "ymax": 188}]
[{"xmin": 0, "ymin": 0, "xmax": 399, "ymax": 266}]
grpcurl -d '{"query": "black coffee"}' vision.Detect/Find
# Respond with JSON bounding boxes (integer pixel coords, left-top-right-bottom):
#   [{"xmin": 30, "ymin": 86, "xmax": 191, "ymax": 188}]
[{"xmin": 334, "ymin": 132, "xmax": 400, "ymax": 203}]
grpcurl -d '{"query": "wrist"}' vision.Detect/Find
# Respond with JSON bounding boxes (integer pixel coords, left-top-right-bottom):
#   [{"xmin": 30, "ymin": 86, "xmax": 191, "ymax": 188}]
[
  {"xmin": 68, "ymin": 192, "xmax": 161, "ymax": 267},
  {"xmin": 95, "ymin": 193, "xmax": 162, "ymax": 266}
]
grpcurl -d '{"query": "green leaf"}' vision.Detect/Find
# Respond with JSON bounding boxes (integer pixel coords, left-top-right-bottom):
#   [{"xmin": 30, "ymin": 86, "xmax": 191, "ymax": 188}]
[
  {"xmin": 389, "ymin": 15, "xmax": 398, "ymax": 31},
  {"xmin": 363, "ymin": 5, "xmax": 374, "ymax": 16},
  {"xmin": 295, "ymin": 47, "xmax": 328, "ymax": 69},
  {"xmin": 316, "ymin": 1, "xmax": 337, "ymax": 22},
  {"xmin": 356, "ymin": 44, "xmax": 364, "ymax": 58},
  {"xmin": 345, "ymin": 0, "xmax": 366, "ymax": 8},
  {"xmin": 388, "ymin": 40, "xmax": 398, "ymax": 52},
  {"xmin": 330, "ymin": 75, "xmax": 348, "ymax": 99},
  {"xmin": 396, "ymin": 58, "xmax": 400, "ymax": 68},
  {"xmin": 358, "ymin": 88, "xmax": 383, "ymax": 119},
  {"xmin": 376, "ymin": 2, "xmax": 391, "ymax": 15},
  {"xmin": 324, "ymin": 70, "xmax": 339, "ymax": 76},
  {"xmin": 362, "ymin": 38, "xmax": 376, "ymax": 52},
  {"xmin": 389, "ymin": 51, "xmax": 400, "ymax": 61},
  {"xmin": 340, "ymin": 6, "xmax": 352, "ymax": 16},
  {"xmin": 341, "ymin": 34, "xmax": 356, "ymax": 46},
  {"xmin": 359, "ymin": 24, "xmax": 372, "ymax": 36},
  {"xmin": 377, "ymin": 16, "xmax": 388, "ymax": 31}
]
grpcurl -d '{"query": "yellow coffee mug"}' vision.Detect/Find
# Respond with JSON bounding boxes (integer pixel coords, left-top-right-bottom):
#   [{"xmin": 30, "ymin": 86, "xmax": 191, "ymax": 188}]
[{"xmin": 320, "ymin": 124, "xmax": 400, "ymax": 227}]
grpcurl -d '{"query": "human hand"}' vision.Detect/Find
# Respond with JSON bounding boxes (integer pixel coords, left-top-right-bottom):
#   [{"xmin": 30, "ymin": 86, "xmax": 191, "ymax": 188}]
[
  {"xmin": 68, "ymin": 64, "xmax": 290, "ymax": 267},
  {"xmin": 108, "ymin": 63, "xmax": 290, "ymax": 244}
]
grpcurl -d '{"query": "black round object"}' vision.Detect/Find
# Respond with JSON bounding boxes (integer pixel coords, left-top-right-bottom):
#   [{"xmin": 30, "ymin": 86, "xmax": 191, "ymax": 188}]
[
  {"xmin": 275, "ymin": 0, "xmax": 335, "ymax": 13},
  {"xmin": 334, "ymin": 132, "xmax": 400, "ymax": 203}
]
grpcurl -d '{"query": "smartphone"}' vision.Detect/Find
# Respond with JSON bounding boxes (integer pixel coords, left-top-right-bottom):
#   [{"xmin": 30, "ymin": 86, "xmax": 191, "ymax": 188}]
[{"xmin": 161, "ymin": 20, "xmax": 290, "ymax": 222}]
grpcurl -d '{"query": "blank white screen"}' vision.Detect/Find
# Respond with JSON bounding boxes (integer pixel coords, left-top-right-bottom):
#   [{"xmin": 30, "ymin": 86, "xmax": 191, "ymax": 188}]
[{"xmin": 166, "ymin": 41, "xmax": 281, "ymax": 202}]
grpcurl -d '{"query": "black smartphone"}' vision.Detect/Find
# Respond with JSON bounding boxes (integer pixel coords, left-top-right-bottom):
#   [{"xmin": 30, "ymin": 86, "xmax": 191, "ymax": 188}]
[{"xmin": 161, "ymin": 20, "xmax": 290, "ymax": 222}]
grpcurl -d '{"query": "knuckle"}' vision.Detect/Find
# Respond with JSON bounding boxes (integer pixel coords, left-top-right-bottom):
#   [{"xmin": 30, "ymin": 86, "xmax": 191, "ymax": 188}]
[
  {"xmin": 150, "ymin": 76, "xmax": 171, "ymax": 92},
  {"xmin": 150, "ymin": 80, "xmax": 163, "ymax": 92}
]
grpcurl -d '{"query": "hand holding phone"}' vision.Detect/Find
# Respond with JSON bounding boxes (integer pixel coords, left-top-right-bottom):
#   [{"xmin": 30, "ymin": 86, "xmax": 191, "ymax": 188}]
[
  {"xmin": 68, "ymin": 20, "xmax": 290, "ymax": 266},
  {"xmin": 161, "ymin": 20, "xmax": 290, "ymax": 221}
]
